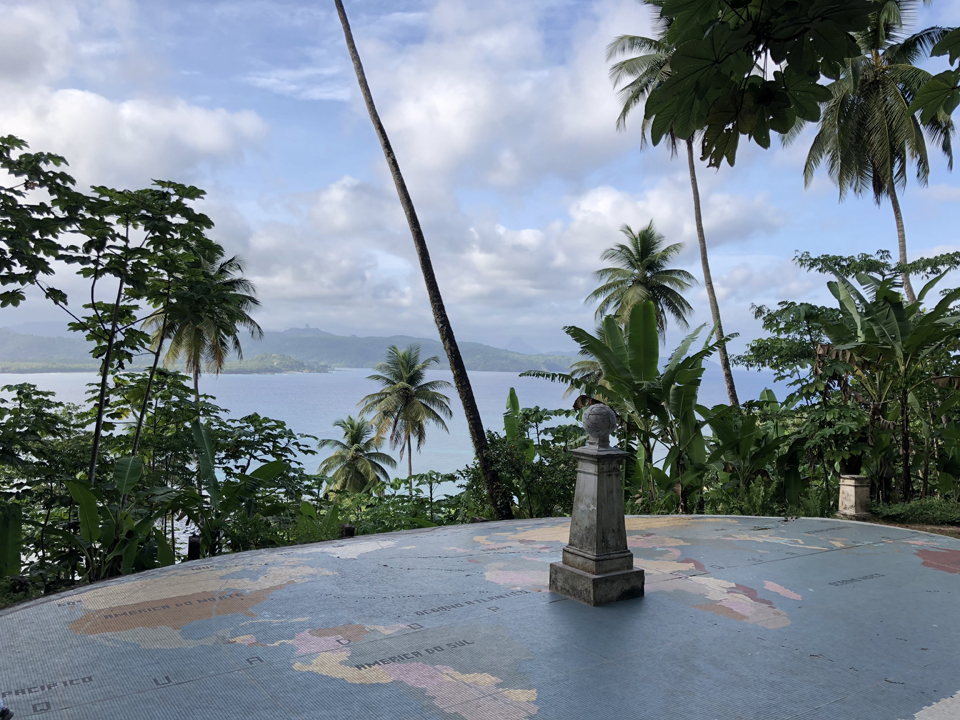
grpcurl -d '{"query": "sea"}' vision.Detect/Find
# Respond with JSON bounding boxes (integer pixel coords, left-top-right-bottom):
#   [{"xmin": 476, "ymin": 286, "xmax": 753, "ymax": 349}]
[{"xmin": 0, "ymin": 363, "xmax": 785, "ymax": 492}]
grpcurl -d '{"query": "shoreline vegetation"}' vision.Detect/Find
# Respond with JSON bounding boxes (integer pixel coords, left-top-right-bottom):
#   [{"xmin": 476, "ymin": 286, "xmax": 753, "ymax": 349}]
[
  {"xmin": 0, "ymin": 327, "xmax": 574, "ymax": 375},
  {"xmin": 0, "ymin": 353, "xmax": 334, "ymax": 375}
]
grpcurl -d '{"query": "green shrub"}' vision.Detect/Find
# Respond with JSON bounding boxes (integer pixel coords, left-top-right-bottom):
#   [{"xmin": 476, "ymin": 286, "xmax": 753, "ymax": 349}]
[
  {"xmin": 872, "ymin": 498, "xmax": 960, "ymax": 526},
  {"xmin": 0, "ymin": 575, "xmax": 40, "ymax": 610}
]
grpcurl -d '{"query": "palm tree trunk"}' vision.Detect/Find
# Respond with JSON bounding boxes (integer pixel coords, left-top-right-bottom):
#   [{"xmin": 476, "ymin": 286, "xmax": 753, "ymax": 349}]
[
  {"xmin": 407, "ymin": 435, "xmax": 413, "ymax": 496},
  {"xmin": 686, "ymin": 137, "xmax": 739, "ymax": 407},
  {"xmin": 888, "ymin": 180, "xmax": 917, "ymax": 303},
  {"xmin": 334, "ymin": 0, "xmax": 513, "ymax": 519}
]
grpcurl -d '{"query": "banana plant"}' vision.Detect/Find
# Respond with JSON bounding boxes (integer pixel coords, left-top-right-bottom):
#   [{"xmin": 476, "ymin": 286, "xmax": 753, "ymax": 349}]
[
  {"xmin": 191, "ymin": 419, "xmax": 288, "ymax": 556},
  {"xmin": 820, "ymin": 270, "xmax": 960, "ymax": 500},
  {"xmin": 53, "ymin": 457, "xmax": 176, "ymax": 581},
  {"xmin": 707, "ymin": 405, "xmax": 790, "ymax": 494},
  {"xmin": 525, "ymin": 301, "xmax": 732, "ymax": 510}
]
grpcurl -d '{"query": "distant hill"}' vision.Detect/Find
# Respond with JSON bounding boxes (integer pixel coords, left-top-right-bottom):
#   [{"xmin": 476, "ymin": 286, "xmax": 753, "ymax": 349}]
[
  {"xmin": 246, "ymin": 331, "xmax": 573, "ymax": 373},
  {"xmin": 221, "ymin": 354, "xmax": 332, "ymax": 374},
  {"xmin": 0, "ymin": 327, "xmax": 574, "ymax": 374}
]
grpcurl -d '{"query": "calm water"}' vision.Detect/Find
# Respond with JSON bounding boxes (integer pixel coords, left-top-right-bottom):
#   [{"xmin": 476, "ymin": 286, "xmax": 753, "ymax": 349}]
[{"xmin": 0, "ymin": 364, "xmax": 783, "ymax": 481}]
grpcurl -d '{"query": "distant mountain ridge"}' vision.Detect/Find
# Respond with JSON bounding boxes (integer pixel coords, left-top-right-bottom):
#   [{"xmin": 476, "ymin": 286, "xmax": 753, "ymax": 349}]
[{"xmin": 0, "ymin": 326, "xmax": 574, "ymax": 374}]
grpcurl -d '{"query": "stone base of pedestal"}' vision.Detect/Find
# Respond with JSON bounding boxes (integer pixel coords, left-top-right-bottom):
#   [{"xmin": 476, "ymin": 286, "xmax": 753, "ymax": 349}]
[
  {"xmin": 549, "ymin": 562, "xmax": 644, "ymax": 607},
  {"xmin": 837, "ymin": 475, "xmax": 872, "ymax": 519}
]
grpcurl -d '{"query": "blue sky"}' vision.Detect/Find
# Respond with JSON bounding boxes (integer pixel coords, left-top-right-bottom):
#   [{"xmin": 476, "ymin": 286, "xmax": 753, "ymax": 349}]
[{"xmin": 1, "ymin": 0, "xmax": 958, "ymax": 356}]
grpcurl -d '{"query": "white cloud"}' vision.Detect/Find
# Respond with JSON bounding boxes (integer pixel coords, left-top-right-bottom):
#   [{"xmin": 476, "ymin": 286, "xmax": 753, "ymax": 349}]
[
  {"xmin": 0, "ymin": 1, "xmax": 81, "ymax": 84},
  {"xmin": 242, "ymin": 66, "xmax": 350, "ymax": 102},
  {"xmin": 351, "ymin": 0, "xmax": 655, "ymax": 194},
  {"xmin": 0, "ymin": 88, "xmax": 267, "ymax": 190}
]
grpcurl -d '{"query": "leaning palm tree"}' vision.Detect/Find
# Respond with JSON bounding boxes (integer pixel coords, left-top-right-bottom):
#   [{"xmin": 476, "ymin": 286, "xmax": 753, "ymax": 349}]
[
  {"xmin": 797, "ymin": 0, "xmax": 954, "ymax": 303},
  {"xmin": 585, "ymin": 221, "xmax": 696, "ymax": 339},
  {"xmin": 318, "ymin": 415, "xmax": 397, "ymax": 495},
  {"xmin": 607, "ymin": 23, "xmax": 740, "ymax": 406},
  {"xmin": 358, "ymin": 344, "xmax": 453, "ymax": 492},
  {"xmin": 149, "ymin": 253, "xmax": 263, "ymax": 406},
  {"xmin": 334, "ymin": 0, "xmax": 513, "ymax": 519}
]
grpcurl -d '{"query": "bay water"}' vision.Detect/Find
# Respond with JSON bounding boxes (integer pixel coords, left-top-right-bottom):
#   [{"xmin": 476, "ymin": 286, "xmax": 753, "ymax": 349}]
[{"xmin": 0, "ymin": 363, "xmax": 783, "ymax": 487}]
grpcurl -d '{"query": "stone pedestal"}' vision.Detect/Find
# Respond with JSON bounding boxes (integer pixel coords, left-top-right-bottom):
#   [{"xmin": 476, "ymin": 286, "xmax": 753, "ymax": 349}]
[
  {"xmin": 837, "ymin": 475, "xmax": 871, "ymax": 519},
  {"xmin": 549, "ymin": 405, "xmax": 644, "ymax": 606}
]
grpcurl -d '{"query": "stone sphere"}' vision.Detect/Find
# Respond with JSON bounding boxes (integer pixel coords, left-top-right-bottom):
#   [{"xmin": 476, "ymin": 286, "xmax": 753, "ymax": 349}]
[{"xmin": 582, "ymin": 403, "xmax": 618, "ymax": 447}]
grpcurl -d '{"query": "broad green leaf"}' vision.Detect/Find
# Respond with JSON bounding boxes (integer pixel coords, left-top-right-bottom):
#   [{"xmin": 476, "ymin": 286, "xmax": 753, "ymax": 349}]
[
  {"xmin": 931, "ymin": 27, "xmax": 960, "ymax": 64},
  {"xmin": 66, "ymin": 481, "xmax": 101, "ymax": 544},
  {"xmin": 113, "ymin": 456, "xmax": 144, "ymax": 497},
  {"xmin": 626, "ymin": 301, "xmax": 659, "ymax": 382},
  {"xmin": 154, "ymin": 528, "xmax": 175, "ymax": 567},
  {"xmin": 506, "ymin": 387, "xmax": 521, "ymax": 417},
  {"xmin": 504, "ymin": 412, "xmax": 520, "ymax": 440},
  {"xmin": 299, "ymin": 501, "xmax": 318, "ymax": 520},
  {"xmin": 191, "ymin": 420, "xmax": 219, "ymax": 512},
  {"xmin": 120, "ymin": 537, "xmax": 138, "ymax": 575},
  {"xmin": 909, "ymin": 69, "xmax": 960, "ymax": 125},
  {"xmin": 779, "ymin": 70, "xmax": 831, "ymax": 123},
  {"xmin": 249, "ymin": 460, "xmax": 287, "ymax": 483}
]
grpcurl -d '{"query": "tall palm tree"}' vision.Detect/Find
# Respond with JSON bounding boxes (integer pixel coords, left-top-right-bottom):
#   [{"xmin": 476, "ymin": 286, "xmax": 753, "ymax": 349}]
[
  {"xmin": 798, "ymin": 0, "xmax": 954, "ymax": 303},
  {"xmin": 318, "ymin": 415, "xmax": 397, "ymax": 495},
  {"xmin": 149, "ymin": 253, "xmax": 263, "ymax": 406},
  {"xmin": 607, "ymin": 26, "xmax": 741, "ymax": 406},
  {"xmin": 358, "ymin": 344, "xmax": 453, "ymax": 491},
  {"xmin": 334, "ymin": 0, "xmax": 513, "ymax": 519},
  {"xmin": 585, "ymin": 221, "xmax": 696, "ymax": 338}
]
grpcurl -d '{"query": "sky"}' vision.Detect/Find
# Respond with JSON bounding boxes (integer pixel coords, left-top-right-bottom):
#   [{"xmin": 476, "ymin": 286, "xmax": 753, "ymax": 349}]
[{"xmin": 0, "ymin": 0, "xmax": 958, "ymax": 356}]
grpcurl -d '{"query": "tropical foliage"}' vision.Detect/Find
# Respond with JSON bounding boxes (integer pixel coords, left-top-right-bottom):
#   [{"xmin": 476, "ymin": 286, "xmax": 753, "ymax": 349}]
[
  {"xmin": 317, "ymin": 416, "xmax": 397, "ymax": 495},
  {"xmin": 607, "ymin": 25, "xmax": 741, "ymax": 406},
  {"xmin": 795, "ymin": 0, "xmax": 955, "ymax": 302},
  {"xmin": 358, "ymin": 344, "xmax": 453, "ymax": 484},
  {"xmin": 584, "ymin": 221, "xmax": 695, "ymax": 337}
]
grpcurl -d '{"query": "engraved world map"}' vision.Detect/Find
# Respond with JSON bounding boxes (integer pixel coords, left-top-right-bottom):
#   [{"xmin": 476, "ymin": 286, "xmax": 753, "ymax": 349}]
[{"xmin": 3, "ymin": 516, "xmax": 959, "ymax": 719}]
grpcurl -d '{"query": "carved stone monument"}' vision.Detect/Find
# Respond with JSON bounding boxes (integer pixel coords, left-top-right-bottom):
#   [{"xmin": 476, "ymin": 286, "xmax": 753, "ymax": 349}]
[
  {"xmin": 549, "ymin": 404, "xmax": 645, "ymax": 606},
  {"xmin": 837, "ymin": 475, "xmax": 871, "ymax": 519}
]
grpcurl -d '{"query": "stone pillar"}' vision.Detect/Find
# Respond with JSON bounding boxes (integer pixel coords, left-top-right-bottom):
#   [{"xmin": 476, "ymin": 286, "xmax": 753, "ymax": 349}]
[
  {"xmin": 837, "ymin": 475, "xmax": 871, "ymax": 519},
  {"xmin": 549, "ymin": 404, "xmax": 644, "ymax": 606}
]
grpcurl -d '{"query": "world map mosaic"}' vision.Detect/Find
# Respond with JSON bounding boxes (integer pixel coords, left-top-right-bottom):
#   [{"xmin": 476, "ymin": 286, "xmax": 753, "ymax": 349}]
[{"xmin": 2, "ymin": 516, "xmax": 959, "ymax": 719}]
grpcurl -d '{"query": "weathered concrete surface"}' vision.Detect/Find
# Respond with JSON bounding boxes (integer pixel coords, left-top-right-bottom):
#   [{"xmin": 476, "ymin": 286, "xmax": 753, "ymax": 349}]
[
  {"xmin": 838, "ymin": 475, "xmax": 872, "ymax": 519},
  {"xmin": 549, "ymin": 442, "xmax": 645, "ymax": 605},
  {"xmin": 549, "ymin": 562, "xmax": 644, "ymax": 606},
  {"xmin": 2, "ymin": 516, "xmax": 959, "ymax": 720}
]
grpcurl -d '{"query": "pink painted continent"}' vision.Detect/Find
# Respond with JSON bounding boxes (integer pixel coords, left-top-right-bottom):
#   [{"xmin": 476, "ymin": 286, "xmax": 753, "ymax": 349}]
[
  {"xmin": 764, "ymin": 581, "xmax": 802, "ymax": 600},
  {"xmin": 290, "ymin": 630, "xmax": 345, "ymax": 655}
]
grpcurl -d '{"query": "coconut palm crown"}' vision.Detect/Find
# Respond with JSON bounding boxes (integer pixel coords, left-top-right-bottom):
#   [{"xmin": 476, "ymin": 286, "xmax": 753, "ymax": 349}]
[
  {"xmin": 606, "ymin": 17, "xmax": 740, "ymax": 406},
  {"xmin": 358, "ymin": 344, "xmax": 453, "ymax": 483},
  {"xmin": 585, "ymin": 221, "xmax": 695, "ymax": 339},
  {"xmin": 798, "ymin": 0, "xmax": 955, "ymax": 302},
  {"xmin": 317, "ymin": 415, "xmax": 397, "ymax": 496},
  {"xmin": 149, "ymin": 252, "xmax": 263, "ymax": 402}
]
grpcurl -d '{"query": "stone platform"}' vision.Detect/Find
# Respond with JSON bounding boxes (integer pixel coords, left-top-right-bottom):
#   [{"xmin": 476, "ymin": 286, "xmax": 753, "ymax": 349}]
[{"xmin": 2, "ymin": 516, "xmax": 959, "ymax": 719}]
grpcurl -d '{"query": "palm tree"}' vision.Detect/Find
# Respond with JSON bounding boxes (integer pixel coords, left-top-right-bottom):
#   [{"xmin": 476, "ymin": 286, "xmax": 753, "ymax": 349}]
[
  {"xmin": 585, "ymin": 221, "xmax": 696, "ymax": 338},
  {"xmin": 798, "ymin": 0, "xmax": 954, "ymax": 303},
  {"xmin": 318, "ymin": 415, "xmax": 397, "ymax": 495},
  {"xmin": 333, "ymin": 0, "xmax": 514, "ymax": 519},
  {"xmin": 149, "ymin": 252, "xmax": 263, "ymax": 406},
  {"xmin": 607, "ymin": 26, "xmax": 741, "ymax": 406},
  {"xmin": 358, "ymin": 344, "xmax": 453, "ymax": 491}
]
